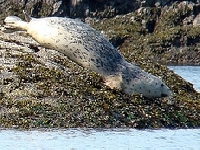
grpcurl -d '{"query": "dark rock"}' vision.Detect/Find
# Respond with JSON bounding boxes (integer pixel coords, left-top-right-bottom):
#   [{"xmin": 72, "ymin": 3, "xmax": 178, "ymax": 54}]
[{"xmin": 1, "ymin": 0, "xmax": 200, "ymax": 19}]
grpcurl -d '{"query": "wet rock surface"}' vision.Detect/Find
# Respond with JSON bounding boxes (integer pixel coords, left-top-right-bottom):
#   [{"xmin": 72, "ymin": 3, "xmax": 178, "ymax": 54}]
[{"xmin": 0, "ymin": 0, "xmax": 199, "ymax": 129}]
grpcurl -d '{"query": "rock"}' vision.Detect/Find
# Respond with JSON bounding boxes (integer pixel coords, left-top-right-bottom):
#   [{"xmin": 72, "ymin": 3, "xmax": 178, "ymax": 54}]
[
  {"xmin": 0, "ymin": 0, "xmax": 200, "ymax": 129},
  {"xmin": 193, "ymin": 14, "xmax": 200, "ymax": 26},
  {"xmin": 0, "ymin": 24, "xmax": 199, "ymax": 129},
  {"xmin": 1, "ymin": 0, "xmax": 199, "ymax": 20}
]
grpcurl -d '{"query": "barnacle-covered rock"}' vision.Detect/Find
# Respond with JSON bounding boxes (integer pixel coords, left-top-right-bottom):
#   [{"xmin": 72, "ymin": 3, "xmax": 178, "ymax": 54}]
[{"xmin": 0, "ymin": 1, "xmax": 200, "ymax": 129}]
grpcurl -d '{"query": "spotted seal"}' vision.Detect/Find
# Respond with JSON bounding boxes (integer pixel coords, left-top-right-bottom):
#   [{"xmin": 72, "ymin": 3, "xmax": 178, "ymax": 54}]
[{"xmin": 3, "ymin": 12, "xmax": 172, "ymax": 98}]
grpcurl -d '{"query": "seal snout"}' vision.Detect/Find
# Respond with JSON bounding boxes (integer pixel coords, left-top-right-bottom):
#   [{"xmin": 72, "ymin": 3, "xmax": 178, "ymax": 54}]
[
  {"xmin": 160, "ymin": 82, "xmax": 172, "ymax": 98},
  {"xmin": 161, "ymin": 83, "xmax": 168, "ymax": 97}
]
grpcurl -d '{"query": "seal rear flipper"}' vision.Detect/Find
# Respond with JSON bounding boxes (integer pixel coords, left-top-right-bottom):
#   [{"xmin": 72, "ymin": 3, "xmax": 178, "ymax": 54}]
[{"xmin": 3, "ymin": 16, "xmax": 28, "ymax": 31}]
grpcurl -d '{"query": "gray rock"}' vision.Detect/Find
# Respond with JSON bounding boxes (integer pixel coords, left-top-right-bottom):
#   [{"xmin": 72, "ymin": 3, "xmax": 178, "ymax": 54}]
[
  {"xmin": 2, "ymin": 0, "xmax": 199, "ymax": 20},
  {"xmin": 193, "ymin": 14, "xmax": 200, "ymax": 26}
]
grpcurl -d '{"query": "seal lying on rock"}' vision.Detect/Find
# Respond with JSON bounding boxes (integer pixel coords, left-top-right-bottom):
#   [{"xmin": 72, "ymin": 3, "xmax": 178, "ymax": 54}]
[{"xmin": 3, "ymin": 12, "xmax": 172, "ymax": 99}]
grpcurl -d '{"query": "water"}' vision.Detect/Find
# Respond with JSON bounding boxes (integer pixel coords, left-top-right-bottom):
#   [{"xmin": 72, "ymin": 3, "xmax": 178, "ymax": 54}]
[
  {"xmin": 168, "ymin": 66, "xmax": 200, "ymax": 92},
  {"xmin": 0, "ymin": 129, "xmax": 200, "ymax": 149},
  {"xmin": 0, "ymin": 66, "xmax": 200, "ymax": 149}
]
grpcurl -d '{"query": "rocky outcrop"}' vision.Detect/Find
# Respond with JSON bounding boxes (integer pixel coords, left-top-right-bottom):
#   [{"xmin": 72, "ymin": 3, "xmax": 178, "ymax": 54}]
[
  {"xmin": 0, "ymin": 27, "xmax": 199, "ymax": 129},
  {"xmin": 0, "ymin": 0, "xmax": 199, "ymax": 19},
  {"xmin": 0, "ymin": 0, "xmax": 200, "ymax": 129}
]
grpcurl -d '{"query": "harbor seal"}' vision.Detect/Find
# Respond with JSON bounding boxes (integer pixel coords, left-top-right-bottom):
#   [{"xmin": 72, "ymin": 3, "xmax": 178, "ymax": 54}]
[{"xmin": 3, "ymin": 12, "xmax": 172, "ymax": 99}]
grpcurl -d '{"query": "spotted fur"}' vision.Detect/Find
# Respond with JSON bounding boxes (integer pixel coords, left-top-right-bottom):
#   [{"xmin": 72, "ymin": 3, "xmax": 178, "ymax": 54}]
[{"xmin": 4, "ymin": 15, "xmax": 172, "ymax": 98}]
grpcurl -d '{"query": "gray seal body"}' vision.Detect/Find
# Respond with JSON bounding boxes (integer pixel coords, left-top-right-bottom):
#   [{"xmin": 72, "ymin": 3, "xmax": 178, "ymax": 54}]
[{"xmin": 4, "ymin": 15, "xmax": 172, "ymax": 98}]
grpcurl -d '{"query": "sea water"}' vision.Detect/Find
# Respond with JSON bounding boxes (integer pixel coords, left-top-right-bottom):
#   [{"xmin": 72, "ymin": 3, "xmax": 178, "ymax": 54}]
[
  {"xmin": 0, "ymin": 66, "xmax": 200, "ymax": 149},
  {"xmin": 0, "ymin": 128, "xmax": 200, "ymax": 149},
  {"xmin": 168, "ymin": 66, "xmax": 200, "ymax": 92}
]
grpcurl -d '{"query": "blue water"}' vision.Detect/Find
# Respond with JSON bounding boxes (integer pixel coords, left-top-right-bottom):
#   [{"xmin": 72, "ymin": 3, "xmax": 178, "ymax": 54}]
[
  {"xmin": 168, "ymin": 66, "xmax": 200, "ymax": 92},
  {"xmin": 0, "ymin": 66, "xmax": 200, "ymax": 149},
  {"xmin": 0, "ymin": 129, "xmax": 200, "ymax": 149}
]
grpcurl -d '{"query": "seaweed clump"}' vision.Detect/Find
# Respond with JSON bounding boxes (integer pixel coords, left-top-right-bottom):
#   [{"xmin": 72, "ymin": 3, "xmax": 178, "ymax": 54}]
[{"xmin": 0, "ymin": 49, "xmax": 199, "ymax": 129}]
